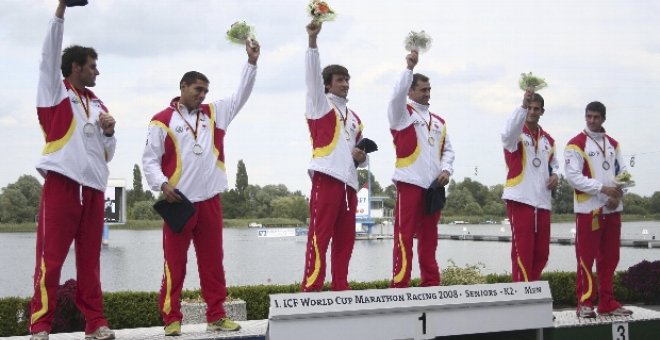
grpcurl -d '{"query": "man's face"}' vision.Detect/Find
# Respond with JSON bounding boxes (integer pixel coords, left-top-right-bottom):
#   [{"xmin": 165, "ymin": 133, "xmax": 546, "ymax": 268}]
[
  {"xmin": 75, "ymin": 56, "xmax": 99, "ymax": 87},
  {"xmin": 179, "ymin": 79, "xmax": 209, "ymax": 110},
  {"xmin": 408, "ymin": 80, "xmax": 431, "ymax": 105},
  {"xmin": 326, "ymin": 74, "xmax": 349, "ymax": 98},
  {"xmin": 586, "ymin": 109, "xmax": 605, "ymax": 132},
  {"xmin": 526, "ymin": 101, "xmax": 545, "ymax": 124}
]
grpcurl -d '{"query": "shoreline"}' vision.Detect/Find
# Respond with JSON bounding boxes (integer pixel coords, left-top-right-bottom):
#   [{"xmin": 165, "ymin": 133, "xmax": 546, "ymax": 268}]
[{"xmin": 1, "ymin": 215, "xmax": 658, "ymax": 233}]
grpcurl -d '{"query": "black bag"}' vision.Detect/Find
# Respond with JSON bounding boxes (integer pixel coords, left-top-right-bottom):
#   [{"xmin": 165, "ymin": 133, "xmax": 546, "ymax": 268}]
[
  {"xmin": 354, "ymin": 138, "xmax": 378, "ymax": 167},
  {"xmin": 153, "ymin": 190, "xmax": 195, "ymax": 233},
  {"xmin": 425, "ymin": 179, "xmax": 446, "ymax": 215}
]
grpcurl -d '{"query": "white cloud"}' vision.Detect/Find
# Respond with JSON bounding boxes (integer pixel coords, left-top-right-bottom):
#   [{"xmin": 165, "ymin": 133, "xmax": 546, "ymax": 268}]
[{"xmin": 1, "ymin": 0, "xmax": 659, "ymax": 197}]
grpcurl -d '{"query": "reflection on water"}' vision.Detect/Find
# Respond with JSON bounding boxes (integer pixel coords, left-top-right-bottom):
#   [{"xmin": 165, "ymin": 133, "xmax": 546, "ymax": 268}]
[{"xmin": 1, "ymin": 222, "xmax": 658, "ymax": 298}]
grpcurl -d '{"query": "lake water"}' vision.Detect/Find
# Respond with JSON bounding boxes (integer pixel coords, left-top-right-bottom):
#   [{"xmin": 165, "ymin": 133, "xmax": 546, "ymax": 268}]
[{"xmin": 1, "ymin": 221, "xmax": 658, "ymax": 298}]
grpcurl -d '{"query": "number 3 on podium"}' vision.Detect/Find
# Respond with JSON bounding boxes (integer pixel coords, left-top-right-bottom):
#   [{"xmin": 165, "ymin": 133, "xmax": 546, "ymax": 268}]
[{"xmin": 612, "ymin": 322, "xmax": 629, "ymax": 340}]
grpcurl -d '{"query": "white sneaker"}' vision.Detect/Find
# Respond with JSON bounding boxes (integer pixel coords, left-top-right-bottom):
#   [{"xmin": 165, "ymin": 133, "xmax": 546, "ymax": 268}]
[
  {"xmin": 600, "ymin": 306, "xmax": 633, "ymax": 317},
  {"xmin": 577, "ymin": 305, "xmax": 597, "ymax": 318},
  {"xmin": 30, "ymin": 331, "xmax": 49, "ymax": 340},
  {"xmin": 85, "ymin": 326, "xmax": 115, "ymax": 340}
]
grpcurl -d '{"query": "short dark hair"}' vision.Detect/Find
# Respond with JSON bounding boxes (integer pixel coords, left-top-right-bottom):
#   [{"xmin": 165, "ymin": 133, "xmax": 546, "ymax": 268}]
[
  {"xmin": 322, "ymin": 64, "xmax": 349, "ymax": 93},
  {"xmin": 531, "ymin": 93, "xmax": 544, "ymax": 108},
  {"xmin": 411, "ymin": 73, "xmax": 430, "ymax": 90},
  {"xmin": 61, "ymin": 45, "xmax": 98, "ymax": 77},
  {"xmin": 180, "ymin": 71, "xmax": 209, "ymax": 88},
  {"xmin": 585, "ymin": 101, "xmax": 606, "ymax": 119}
]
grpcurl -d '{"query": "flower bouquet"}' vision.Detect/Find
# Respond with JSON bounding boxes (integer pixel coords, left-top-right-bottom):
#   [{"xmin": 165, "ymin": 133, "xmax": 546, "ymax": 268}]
[
  {"xmin": 226, "ymin": 21, "xmax": 256, "ymax": 46},
  {"xmin": 308, "ymin": 0, "xmax": 336, "ymax": 23},
  {"xmin": 404, "ymin": 30, "xmax": 432, "ymax": 53},
  {"xmin": 614, "ymin": 172, "xmax": 635, "ymax": 188},
  {"xmin": 519, "ymin": 72, "xmax": 547, "ymax": 91}
]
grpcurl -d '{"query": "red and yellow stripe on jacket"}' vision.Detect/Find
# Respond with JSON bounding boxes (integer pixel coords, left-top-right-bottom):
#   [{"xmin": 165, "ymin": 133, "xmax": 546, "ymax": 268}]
[
  {"xmin": 566, "ymin": 132, "xmax": 618, "ymax": 203},
  {"xmin": 504, "ymin": 125, "xmax": 555, "ymax": 188},
  {"xmin": 307, "ymin": 108, "xmax": 362, "ymax": 157},
  {"xmin": 392, "ymin": 105, "xmax": 446, "ymax": 168},
  {"xmin": 149, "ymin": 102, "xmax": 226, "ymax": 187},
  {"xmin": 38, "ymin": 80, "xmax": 107, "ymax": 155}
]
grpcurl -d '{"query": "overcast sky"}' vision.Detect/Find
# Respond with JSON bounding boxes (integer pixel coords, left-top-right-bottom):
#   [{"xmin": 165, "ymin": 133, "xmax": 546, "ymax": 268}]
[{"xmin": 1, "ymin": 0, "xmax": 659, "ymax": 198}]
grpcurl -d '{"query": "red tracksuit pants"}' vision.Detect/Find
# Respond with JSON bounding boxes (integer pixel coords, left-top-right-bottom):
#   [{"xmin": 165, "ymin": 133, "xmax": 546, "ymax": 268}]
[
  {"xmin": 30, "ymin": 172, "xmax": 109, "ymax": 334},
  {"xmin": 575, "ymin": 212, "xmax": 622, "ymax": 314},
  {"xmin": 506, "ymin": 200, "xmax": 551, "ymax": 282},
  {"xmin": 159, "ymin": 195, "xmax": 227, "ymax": 325},
  {"xmin": 391, "ymin": 182, "xmax": 441, "ymax": 288},
  {"xmin": 302, "ymin": 172, "xmax": 357, "ymax": 292}
]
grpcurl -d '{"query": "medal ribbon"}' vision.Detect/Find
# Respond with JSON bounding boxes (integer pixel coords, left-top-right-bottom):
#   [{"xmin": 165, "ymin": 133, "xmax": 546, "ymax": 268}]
[
  {"xmin": 584, "ymin": 130, "xmax": 608, "ymax": 163},
  {"xmin": 526, "ymin": 124, "xmax": 541, "ymax": 157},
  {"xmin": 71, "ymin": 87, "xmax": 90, "ymax": 119},
  {"xmin": 333, "ymin": 104, "xmax": 350, "ymax": 129},
  {"xmin": 410, "ymin": 106, "xmax": 432, "ymax": 132},
  {"xmin": 175, "ymin": 103, "xmax": 201, "ymax": 141}
]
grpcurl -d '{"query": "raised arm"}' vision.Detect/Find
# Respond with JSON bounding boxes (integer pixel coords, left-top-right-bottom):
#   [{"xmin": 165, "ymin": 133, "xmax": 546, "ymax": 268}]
[
  {"xmin": 501, "ymin": 91, "xmax": 532, "ymax": 152},
  {"xmin": 305, "ymin": 21, "xmax": 331, "ymax": 119},
  {"xmin": 213, "ymin": 40, "xmax": 259, "ymax": 129},
  {"xmin": 37, "ymin": 1, "xmax": 68, "ymax": 110},
  {"xmin": 388, "ymin": 51, "xmax": 418, "ymax": 130}
]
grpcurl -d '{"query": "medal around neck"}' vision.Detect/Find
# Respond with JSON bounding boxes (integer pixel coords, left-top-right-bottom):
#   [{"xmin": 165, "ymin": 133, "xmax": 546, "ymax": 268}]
[
  {"xmin": 192, "ymin": 143, "xmax": 203, "ymax": 155},
  {"xmin": 532, "ymin": 157, "xmax": 542, "ymax": 168},
  {"xmin": 83, "ymin": 122, "xmax": 95, "ymax": 136},
  {"xmin": 428, "ymin": 136, "xmax": 435, "ymax": 146},
  {"xmin": 602, "ymin": 161, "xmax": 611, "ymax": 171}
]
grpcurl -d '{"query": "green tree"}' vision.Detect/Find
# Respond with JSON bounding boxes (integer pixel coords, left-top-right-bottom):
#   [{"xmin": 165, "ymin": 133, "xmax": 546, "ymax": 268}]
[
  {"xmin": 453, "ymin": 177, "xmax": 489, "ymax": 207},
  {"xmin": 552, "ymin": 175, "xmax": 574, "ymax": 214},
  {"xmin": 271, "ymin": 195, "xmax": 309, "ymax": 222},
  {"xmin": 126, "ymin": 164, "xmax": 153, "ymax": 210},
  {"xmin": 647, "ymin": 192, "xmax": 660, "ymax": 214},
  {"xmin": 236, "ymin": 160, "xmax": 249, "ymax": 199},
  {"xmin": 131, "ymin": 201, "xmax": 160, "ymax": 220},
  {"xmin": 444, "ymin": 187, "xmax": 479, "ymax": 216},
  {"xmin": 357, "ymin": 169, "xmax": 383, "ymax": 195},
  {"xmin": 0, "ymin": 175, "xmax": 42, "ymax": 223},
  {"xmin": 382, "ymin": 184, "xmax": 396, "ymax": 210},
  {"xmin": 622, "ymin": 193, "xmax": 648, "ymax": 215},
  {"xmin": 220, "ymin": 189, "xmax": 242, "ymax": 219}
]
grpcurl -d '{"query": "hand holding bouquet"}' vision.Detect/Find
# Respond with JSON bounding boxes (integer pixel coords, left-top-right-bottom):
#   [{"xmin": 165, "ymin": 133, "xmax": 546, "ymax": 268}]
[
  {"xmin": 308, "ymin": 0, "xmax": 336, "ymax": 23},
  {"xmin": 226, "ymin": 21, "xmax": 256, "ymax": 46},
  {"xmin": 519, "ymin": 72, "xmax": 548, "ymax": 91},
  {"xmin": 614, "ymin": 172, "xmax": 635, "ymax": 188},
  {"xmin": 404, "ymin": 30, "xmax": 432, "ymax": 53}
]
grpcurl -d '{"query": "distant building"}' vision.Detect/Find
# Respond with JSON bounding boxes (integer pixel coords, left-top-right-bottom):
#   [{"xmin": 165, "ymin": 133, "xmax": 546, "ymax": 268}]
[{"xmin": 369, "ymin": 195, "xmax": 393, "ymax": 219}]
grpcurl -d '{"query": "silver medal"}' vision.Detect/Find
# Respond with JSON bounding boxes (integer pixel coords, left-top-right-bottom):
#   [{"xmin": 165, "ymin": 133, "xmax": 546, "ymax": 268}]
[
  {"xmin": 532, "ymin": 157, "xmax": 542, "ymax": 168},
  {"xmin": 192, "ymin": 143, "xmax": 203, "ymax": 155},
  {"xmin": 428, "ymin": 136, "xmax": 435, "ymax": 146},
  {"xmin": 602, "ymin": 161, "xmax": 610, "ymax": 170},
  {"xmin": 83, "ymin": 123, "xmax": 95, "ymax": 136}
]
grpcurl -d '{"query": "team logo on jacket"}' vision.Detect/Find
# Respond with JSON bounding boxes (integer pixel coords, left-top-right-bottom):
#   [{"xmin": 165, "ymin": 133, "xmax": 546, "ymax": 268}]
[
  {"xmin": 588, "ymin": 151, "xmax": 597, "ymax": 157},
  {"xmin": 176, "ymin": 126, "xmax": 184, "ymax": 133}
]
